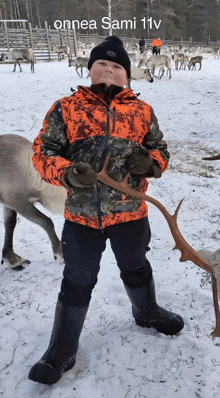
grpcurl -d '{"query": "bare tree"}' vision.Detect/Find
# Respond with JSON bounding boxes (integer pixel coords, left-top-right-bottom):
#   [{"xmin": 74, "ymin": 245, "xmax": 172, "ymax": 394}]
[{"xmin": 91, "ymin": 0, "xmax": 126, "ymax": 35}]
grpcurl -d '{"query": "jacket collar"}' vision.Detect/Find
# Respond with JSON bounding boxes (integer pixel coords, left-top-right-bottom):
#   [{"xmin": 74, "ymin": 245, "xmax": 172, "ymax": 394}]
[
  {"xmin": 77, "ymin": 84, "xmax": 137, "ymax": 104},
  {"xmin": 90, "ymin": 83, "xmax": 122, "ymax": 104}
]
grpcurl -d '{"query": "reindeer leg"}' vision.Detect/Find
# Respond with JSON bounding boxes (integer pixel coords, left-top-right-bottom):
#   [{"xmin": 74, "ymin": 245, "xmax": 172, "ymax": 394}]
[
  {"xmin": 18, "ymin": 60, "xmax": 22, "ymax": 72},
  {"xmin": 210, "ymin": 273, "xmax": 220, "ymax": 337},
  {"xmin": 16, "ymin": 203, "xmax": 63, "ymax": 263},
  {"xmin": 12, "ymin": 61, "xmax": 16, "ymax": 72},
  {"xmin": 76, "ymin": 67, "xmax": 81, "ymax": 77},
  {"xmin": 2, "ymin": 206, "xmax": 30, "ymax": 270}
]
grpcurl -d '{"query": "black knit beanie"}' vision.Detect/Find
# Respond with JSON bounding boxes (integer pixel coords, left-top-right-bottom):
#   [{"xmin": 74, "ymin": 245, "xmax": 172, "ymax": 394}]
[{"xmin": 88, "ymin": 36, "xmax": 131, "ymax": 79}]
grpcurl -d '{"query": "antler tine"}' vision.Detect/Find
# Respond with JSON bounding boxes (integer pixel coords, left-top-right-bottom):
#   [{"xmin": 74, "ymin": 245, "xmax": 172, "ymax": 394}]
[
  {"xmin": 173, "ymin": 198, "xmax": 184, "ymax": 220},
  {"xmin": 202, "ymin": 154, "xmax": 220, "ymax": 160},
  {"xmin": 102, "ymin": 150, "xmax": 112, "ymax": 171},
  {"xmin": 97, "ymin": 151, "xmax": 220, "ymax": 336}
]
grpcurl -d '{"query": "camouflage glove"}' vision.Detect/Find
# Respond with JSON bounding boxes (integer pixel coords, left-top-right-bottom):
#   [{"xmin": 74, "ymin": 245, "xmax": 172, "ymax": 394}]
[
  {"xmin": 127, "ymin": 146, "xmax": 161, "ymax": 178},
  {"xmin": 61, "ymin": 162, "xmax": 97, "ymax": 188}
]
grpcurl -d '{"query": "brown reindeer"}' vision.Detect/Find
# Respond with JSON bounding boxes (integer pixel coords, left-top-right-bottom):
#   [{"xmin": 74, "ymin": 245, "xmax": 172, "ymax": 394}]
[{"xmin": 188, "ymin": 55, "xmax": 203, "ymax": 70}]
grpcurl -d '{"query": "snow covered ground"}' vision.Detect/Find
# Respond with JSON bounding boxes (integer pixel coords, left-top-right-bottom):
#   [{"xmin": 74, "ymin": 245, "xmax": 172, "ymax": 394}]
[{"xmin": 0, "ymin": 55, "xmax": 220, "ymax": 398}]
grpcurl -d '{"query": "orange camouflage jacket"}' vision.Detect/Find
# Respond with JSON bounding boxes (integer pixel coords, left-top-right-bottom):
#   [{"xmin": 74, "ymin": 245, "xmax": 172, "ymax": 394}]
[{"xmin": 32, "ymin": 84, "xmax": 169, "ymax": 229}]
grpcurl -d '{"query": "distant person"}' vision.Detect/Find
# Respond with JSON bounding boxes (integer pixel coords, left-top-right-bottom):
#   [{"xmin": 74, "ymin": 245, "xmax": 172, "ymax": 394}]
[
  {"xmin": 151, "ymin": 37, "xmax": 162, "ymax": 55},
  {"xmin": 139, "ymin": 37, "xmax": 145, "ymax": 53}
]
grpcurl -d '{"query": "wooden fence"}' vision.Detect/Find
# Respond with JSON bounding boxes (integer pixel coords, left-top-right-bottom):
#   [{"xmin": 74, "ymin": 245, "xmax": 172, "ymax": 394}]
[
  {"xmin": 0, "ymin": 21, "xmax": 78, "ymax": 61},
  {"xmin": 0, "ymin": 21, "xmax": 219, "ymax": 62}
]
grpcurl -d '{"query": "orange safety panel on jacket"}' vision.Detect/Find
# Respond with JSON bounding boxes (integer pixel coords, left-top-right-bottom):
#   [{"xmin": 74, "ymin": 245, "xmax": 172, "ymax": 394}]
[
  {"xmin": 32, "ymin": 85, "xmax": 168, "ymax": 229},
  {"xmin": 151, "ymin": 39, "xmax": 162, "ymax": 48}
]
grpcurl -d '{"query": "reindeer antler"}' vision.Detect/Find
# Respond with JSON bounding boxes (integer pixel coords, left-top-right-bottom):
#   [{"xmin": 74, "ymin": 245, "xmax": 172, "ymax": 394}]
[
  {"xmin": 97, "ymin": 152, "xmax": 220, "ymax": 337},
  {"xmin": 202, "ymin": 154, "xmax": 220, "ymax": 160}
]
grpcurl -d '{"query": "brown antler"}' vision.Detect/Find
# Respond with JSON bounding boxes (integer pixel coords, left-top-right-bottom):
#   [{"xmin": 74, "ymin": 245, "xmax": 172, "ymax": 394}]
[
  {"xmin": 202, "ymin": 154, "xmax": 220, "ymax": 160},
  {"xmin": 97, "ymin": 152, "xmax": 220, "ymax": 337}
]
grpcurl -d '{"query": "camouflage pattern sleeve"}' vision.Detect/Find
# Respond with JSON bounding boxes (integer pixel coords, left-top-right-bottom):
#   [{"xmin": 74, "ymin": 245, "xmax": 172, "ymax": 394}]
[
  {"xmin": 143, "ymin": 106, "xmax": 170, "ymax": 172},
  {"xmin": 32, "ymin": 101, "xmax": 72, "ymax": 186}
]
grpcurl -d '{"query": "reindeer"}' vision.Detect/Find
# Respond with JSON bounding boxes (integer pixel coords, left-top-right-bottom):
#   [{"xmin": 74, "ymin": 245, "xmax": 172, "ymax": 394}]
[
  {"xmin": 173, "ymin": 50, "xmax": 184, "ymax": 70},
  {"xmin": 51, "ymin": 45, "xmax": 69, "ymax": 61},
  {"xmin": 213, "ymin": 47, "xmax": 220, "ymax": 59},
  {"xmin": 128, "ymin": 65, "xmax": 153, "ymax": 88},
  {"xmin": 146, "ymin": 55, "xmax": 172, "ymax": 79},
  {"xmin": 198, "ymin": 249, "xmax": 220, "ymax": 299},
  {"xmin": 180, "ymin": 54, "xmax": 189, "ymax": 70},
  {"xmin": 188, "ymin": 55, "xmax": 203, "ymax": 70},
  {"xmin": 0, "ymin": 134, "xmax": 66, "ymax": 270},
  {"xmin": 3, "ymin": 48, "xmax": 35, "ymax": 72},
  {"xmin": 68, "ymin": 55, "xmax": 89, "ymax": 77},
  {"xmin": 0, "ymin": 52, "xmax": 6, "ymax": 61},
  {"xmin": 197, "ymin": 153, "xmax": 220, "ymax": 307},
  {"xmin": 128, "ymin": 52, "xmax": 139, "ymax": 64}
]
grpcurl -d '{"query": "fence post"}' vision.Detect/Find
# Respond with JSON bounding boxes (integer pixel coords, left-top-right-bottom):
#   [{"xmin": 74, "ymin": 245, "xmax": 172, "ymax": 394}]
[
  {"xmin": 67, "ymin": 24, "xmax": 72, "ymax": 59},
  {"xmin": 4, "ymin": 21, "xmax": 9, "ymax": 50},
  {"xmin": 45, "ymin": 21, "xmax": 51, "ymax": 61},
  {"xmin": 59, "ymin": 29, "xmax": 63, "ymax": 46},
  {"xmin": 73, "ymin": 26, "xmax": 78, "ymax": 57},
  {"xmin": 29, "ymin": 22, "xmax": 34, "ymax": 49}
]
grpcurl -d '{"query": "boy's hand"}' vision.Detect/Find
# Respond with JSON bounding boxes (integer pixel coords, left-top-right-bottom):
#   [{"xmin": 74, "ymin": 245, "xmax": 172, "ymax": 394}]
[
  {"xmin": 127, "ymin": 147, "xmax": 161, "ymax": 178},
  {"xmin": 61, "ymin": 162, "xmax": 97, "ymax": 188},
  {"xmin": 127, "ymin": 147, "xmax": 153, "ymax": 175}
]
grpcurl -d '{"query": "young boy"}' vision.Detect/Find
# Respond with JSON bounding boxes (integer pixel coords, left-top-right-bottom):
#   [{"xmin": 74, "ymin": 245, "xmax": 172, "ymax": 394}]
[{"xmin": 28, "ymin": 36, "xmax": 184, "ymax": 385}]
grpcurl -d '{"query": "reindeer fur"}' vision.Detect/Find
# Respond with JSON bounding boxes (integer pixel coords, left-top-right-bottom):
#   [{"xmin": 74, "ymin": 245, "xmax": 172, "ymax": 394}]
[{"xmin": 0, "ymin": 134, "xmax": 66, "ymax": 269}]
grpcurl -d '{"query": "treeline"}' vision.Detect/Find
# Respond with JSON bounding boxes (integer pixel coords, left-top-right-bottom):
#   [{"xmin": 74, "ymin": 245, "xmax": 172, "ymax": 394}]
[{"xmin": 0, "ymin": 0, "xmax": 220, "ymax": 42}]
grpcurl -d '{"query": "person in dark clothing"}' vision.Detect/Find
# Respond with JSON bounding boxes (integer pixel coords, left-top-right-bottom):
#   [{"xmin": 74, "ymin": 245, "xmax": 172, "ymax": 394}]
[
  {"xmin": 28, "ymin": 36, "xmax": 184, "ymax": 385},
  {"xmin": 139, "ymin": 37, "xmax": 145, "ymax": 53}
]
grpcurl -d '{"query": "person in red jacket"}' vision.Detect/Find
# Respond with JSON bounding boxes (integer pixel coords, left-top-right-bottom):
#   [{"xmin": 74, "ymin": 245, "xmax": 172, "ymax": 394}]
[
  {"xmin": 151, "ymin": 37, "xmax": 162, "ymax": 55},
  {"xmin": 28, "ymin": 36, "xmax": 184, "ymax": 385}
]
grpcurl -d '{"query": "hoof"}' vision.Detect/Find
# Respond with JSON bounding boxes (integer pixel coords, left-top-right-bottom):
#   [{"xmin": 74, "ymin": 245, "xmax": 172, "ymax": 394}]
[
  {"xmin": 12, "ymin": 265, "xmax": 25, "ymax": 271},
  {"xmin": 3, "ymin": 256, "xmax": 31, "ymax": 270}
]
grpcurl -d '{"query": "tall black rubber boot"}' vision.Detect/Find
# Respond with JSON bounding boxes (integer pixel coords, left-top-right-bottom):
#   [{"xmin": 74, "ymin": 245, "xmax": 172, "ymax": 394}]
[
  {"xmin": 124, "ymin": 277, "xmax": 184, "ymax": 336},
  {"xmin": 28, "ymin": 297, "xmax": 89, "ymax": 385}
]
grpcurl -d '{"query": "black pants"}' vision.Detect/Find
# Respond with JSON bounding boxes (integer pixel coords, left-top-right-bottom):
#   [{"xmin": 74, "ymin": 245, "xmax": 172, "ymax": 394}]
[
  {"xmin": 152, "ymin": 46, "xmax": 161, "ymax": 55},
  {"xmin": 60, "ymin": 217, "xmax": 153, "ymax": 306}
]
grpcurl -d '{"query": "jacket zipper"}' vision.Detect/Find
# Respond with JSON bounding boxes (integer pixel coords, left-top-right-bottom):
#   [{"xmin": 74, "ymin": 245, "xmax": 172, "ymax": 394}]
[
  {"xmin": 97, "ymin": 103, "xmax": 111, "ymax": 230},
  {"xmin": 112, "ymin": 107, "xmax": 116, "ymax": 132}
]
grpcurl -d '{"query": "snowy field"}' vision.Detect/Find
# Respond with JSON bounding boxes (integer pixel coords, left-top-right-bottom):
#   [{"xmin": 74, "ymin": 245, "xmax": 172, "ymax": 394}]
[{"xmin": 0, "ymin": 55, "xmax": 220, "ymax": 398}]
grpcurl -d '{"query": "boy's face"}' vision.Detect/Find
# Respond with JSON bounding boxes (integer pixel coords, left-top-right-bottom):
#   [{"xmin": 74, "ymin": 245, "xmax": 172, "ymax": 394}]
[{"xmin": 89, "ymin": 59, "xmax": 128, "ymax": 88}]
